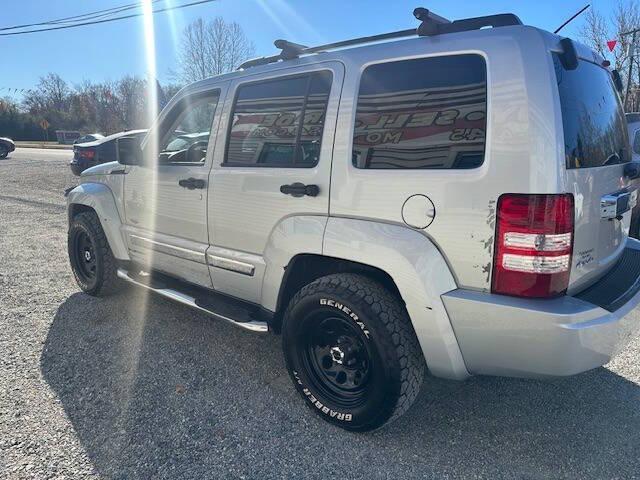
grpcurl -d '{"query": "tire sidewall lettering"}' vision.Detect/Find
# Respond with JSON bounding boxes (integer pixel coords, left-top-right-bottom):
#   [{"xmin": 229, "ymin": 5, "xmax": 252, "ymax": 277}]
[
  {"xmin": 292, "ymin": 370, "xmax": 353, "ymax": 422},
  {"xmin": 319, "ymin": 298, "xmax": 370, "ymax": 338}
]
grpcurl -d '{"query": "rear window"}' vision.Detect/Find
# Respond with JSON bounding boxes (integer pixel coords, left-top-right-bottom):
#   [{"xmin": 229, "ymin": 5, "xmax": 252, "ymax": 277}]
[
  {"xmin": 554, "ymin": 54, "xmax": 629, "ymax": 169},
  {"xmin": 352, "ymin": 54, "xmax": 487, "ymax": 169}
]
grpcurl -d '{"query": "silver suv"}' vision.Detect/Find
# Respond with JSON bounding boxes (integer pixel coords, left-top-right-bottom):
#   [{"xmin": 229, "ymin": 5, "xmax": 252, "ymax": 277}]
[{"xmin": 66, "ymin": 9, "xmax": 640, "ymax": 431}]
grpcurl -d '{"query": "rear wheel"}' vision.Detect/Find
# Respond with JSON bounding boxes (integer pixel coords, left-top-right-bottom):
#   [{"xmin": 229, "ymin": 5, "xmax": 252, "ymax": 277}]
[
  {"xmin": 0, "ymin": 144, "xmax": 8, "ymax": 159},
  {"xmin": 68, "ymin": 211, "xmax": 122, "ymax": 296},
  {"xmin": 282, "ymin": 273, "xmax": 425, "ymax": 431}
]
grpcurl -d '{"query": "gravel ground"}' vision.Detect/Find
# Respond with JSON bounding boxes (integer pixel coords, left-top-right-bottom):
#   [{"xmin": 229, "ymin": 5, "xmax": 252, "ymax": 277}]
[{"xmin": 1, "ymin": 148, "xmax": 640, "ymax": 479}]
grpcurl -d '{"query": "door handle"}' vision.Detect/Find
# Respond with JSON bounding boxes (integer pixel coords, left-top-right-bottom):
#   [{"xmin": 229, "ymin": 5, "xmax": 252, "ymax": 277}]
[
  {"xmin": 178, "ymin": 178, "xmax": 206, "ymax": 190},
  {"xmin": 280, "ymin": 183, "xmax": 320, "ymax": 198}
]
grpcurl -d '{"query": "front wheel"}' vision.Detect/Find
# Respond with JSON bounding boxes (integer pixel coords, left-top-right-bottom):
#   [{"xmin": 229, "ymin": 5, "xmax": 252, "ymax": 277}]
[
  {"xmin": 68, "ymin": 211, "xmax": 122, "ymax": 296},
  {"xmin": 282, "ymin": 273, "xmax": 425, "ymax": 431},
  {"xmin": 0, "ymin": 145, "xmax": 8, "ymax": 159}
]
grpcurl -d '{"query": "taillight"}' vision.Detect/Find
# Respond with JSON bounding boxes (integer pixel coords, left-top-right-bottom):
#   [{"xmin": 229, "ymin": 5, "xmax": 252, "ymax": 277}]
[
  {"xmin": 78, "ymin": 149, "xmax": 95, "ymax": 159},
  {"xmin": 491, "ymin": 194, "xmax": 574, "ymax": 298}
]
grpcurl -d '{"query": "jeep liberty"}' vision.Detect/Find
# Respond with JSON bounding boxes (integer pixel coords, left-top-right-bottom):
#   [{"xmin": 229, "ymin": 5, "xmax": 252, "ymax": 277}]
[{"xmin": 66, "ymin": 9, "xmax": 640, "ymax": 431}]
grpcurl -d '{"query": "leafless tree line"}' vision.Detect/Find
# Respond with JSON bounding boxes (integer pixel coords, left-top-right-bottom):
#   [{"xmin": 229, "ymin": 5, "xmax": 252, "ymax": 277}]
[
  {"xmin": 580, "ymin": 1, "xmax": 640, "ymax": 110},
  {"xmin": 0, "ymin": 16, "xmax": 254, "ymax": 140},
  {"xmin": 0, "ymin": 73, "xmax": 181, "ymax": 140}
]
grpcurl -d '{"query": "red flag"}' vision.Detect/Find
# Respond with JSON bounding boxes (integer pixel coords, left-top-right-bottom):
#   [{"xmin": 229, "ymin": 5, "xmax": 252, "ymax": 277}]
[{"xmin": 607, "ymin": 40, "xmax": 618, "ymax": 52}]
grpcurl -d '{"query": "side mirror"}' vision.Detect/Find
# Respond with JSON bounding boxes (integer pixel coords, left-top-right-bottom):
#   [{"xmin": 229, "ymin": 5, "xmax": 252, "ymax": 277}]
[
  {"xmin": 186, "ymin": 140, "xmax": 209, "ymax": 163},
  {"xmin": 117, "ymin": 136, "xmax": 142, "ymax": 165}
]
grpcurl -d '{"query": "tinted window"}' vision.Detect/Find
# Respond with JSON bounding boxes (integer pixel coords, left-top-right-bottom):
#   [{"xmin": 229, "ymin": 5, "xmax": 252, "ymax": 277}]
[
  {"xmin": 554, "ymin": 54, "xmax": 629, "ymax": 168},
  {"xmin": 353, "ymin": 55, "xmax": 487, "ymax": 169},
  {"xmin": 158, "ymin": 94, "xmax": 218, "ymax": 164},
  {"xmin": 98, "ymin": 139, "xmax": 117, "ymax": 162},
  {"xmin": 226, "ymin": 71, "xmax": 332, "ymax": 167}
]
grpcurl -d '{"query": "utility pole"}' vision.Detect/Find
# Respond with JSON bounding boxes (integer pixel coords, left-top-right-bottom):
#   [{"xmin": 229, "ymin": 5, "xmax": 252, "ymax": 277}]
[
  {"xmin": 626, "ymin": 31, "xmax": 637, "ymax": 111},
  {"xmin": 620, "ymin": 26, "xmax": 640, "ymax": 110}
]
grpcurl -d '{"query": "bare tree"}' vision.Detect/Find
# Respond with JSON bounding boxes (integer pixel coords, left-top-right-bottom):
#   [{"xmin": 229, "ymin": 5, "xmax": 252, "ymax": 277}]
[
  {"xmin": 580, "ymin": 1, "xmax": 640, "ymax": 108},
  {"xmin": 23, "ymin": 73, "xmax": 70, "ymax": 115},
  {"xmin": 177, "ymin": 17, "xmax": 255, "ymax": 83}
]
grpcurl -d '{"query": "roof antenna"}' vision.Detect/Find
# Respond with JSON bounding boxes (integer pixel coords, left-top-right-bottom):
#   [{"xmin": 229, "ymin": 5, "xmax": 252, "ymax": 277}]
[{"xmin": 554, "ymin": 4, "xmax": 590, "ymax": 34}]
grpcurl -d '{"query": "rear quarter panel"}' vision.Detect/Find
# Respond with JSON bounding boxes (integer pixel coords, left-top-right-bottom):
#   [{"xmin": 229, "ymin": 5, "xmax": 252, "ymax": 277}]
[{"xmin": 329, "ymin": 27, "xmax": 563, "ymax": 292}]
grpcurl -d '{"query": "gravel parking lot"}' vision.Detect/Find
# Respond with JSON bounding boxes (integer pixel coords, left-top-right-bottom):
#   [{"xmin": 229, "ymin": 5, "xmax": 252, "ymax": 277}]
[{"xmin": 1, "ymin": 148, "xmax": 640, "ymax": 479}]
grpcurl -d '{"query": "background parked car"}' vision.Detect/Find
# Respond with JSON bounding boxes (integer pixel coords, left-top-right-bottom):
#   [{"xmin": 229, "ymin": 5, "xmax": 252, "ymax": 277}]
[
  {"xmin": 70, "ymin": 129, "xmax": 147, "ymax": 175},
  {"xmin": 73, "ymin": 133, "xmax": 104, "ymax": 145},
  {"xmin": 0, "ymin": 137, "xmax": 16, "ymax": 159},
  {"xmin": 626, "ymin": 113, "xmax": 640, "ymax": 238}
]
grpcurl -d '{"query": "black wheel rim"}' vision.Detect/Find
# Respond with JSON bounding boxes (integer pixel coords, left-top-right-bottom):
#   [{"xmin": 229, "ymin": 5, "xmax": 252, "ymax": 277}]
[
  {"xmin": 72, "ymin": 230, "xmax": 97, "ymax": 283},
  {"xmin": 300, "ymin": 312, "xmax": 373, "ymax": 409}
]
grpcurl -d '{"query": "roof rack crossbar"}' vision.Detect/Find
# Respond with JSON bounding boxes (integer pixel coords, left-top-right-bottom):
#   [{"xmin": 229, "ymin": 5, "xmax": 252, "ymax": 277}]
[
  {"xmin": 274, "ymin": 39, "xmax": 309, "ymax": 59},
  {"xmin": 238, "ymin": 8, "xmax": 523, "ymax": 70},
  {"xmin": 238, "ymin": 29, "xmax": 416, "ymax": 69},
  {"xmin": 417, "ymin": 12, "xmax": 522, "ymax": 36}
]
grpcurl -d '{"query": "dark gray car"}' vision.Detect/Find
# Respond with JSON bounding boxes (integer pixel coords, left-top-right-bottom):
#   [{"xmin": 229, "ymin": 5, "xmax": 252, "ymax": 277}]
[
  {"xmin": 0, "ymin": 137, "xmax": 15, "ymax": 159},
  {"xmin": 70, "ymin": 130, "xmax": 147, "ymax": 176}
]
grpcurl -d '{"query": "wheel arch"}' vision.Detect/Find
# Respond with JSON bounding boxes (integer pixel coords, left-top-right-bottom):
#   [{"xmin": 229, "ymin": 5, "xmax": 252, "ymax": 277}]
[
  {"xmin": 66, "ymin": 183, "xmax": 129, "ymax": 261},
  {"xmin": 272, "ymin": 253, "xmax": 403, "ymax": 332},
  {"xmin": 68, "ymin": 203, "xmax": 96, "ymax": 221},
  {"xmin": 320, "ymin": 217, "xmax": 470, "ymax": 380}
]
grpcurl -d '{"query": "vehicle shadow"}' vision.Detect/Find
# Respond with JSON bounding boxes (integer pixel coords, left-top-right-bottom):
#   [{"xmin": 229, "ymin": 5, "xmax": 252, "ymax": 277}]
[{"xmin": 41, "ymin": 291, "xmax": 640, "ymax": 479}]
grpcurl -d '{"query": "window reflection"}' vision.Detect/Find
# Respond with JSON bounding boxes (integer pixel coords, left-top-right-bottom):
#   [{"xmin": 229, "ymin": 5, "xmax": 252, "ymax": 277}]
[
  {"xmin": 226, "ymin": 71, "xmax": 332, "ymax": 167},
  {"xmin": 353, "ymin": 55, "xmax": 487, "ymax": 170}
]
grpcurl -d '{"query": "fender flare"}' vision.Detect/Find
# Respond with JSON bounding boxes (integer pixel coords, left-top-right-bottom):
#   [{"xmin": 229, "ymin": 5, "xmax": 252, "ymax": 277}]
[
  {"xmin": 323, "ymin": 217, "xmax": 470, "ymax": 380},
  {"xmin": 261, "ymin": 215, "xmax": 328, "ymax": 311},
  {"xmin": 67, "ymin": 183, "xmax": 129, "ymax": 261}
]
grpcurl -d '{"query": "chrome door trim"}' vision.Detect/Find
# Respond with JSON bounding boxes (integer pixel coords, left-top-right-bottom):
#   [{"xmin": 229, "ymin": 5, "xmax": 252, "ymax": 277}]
[
  {"xmin": 207, "ymin": 253, "xmax": 255, "ymax": 276},
  {"xmin": 129, "ymin": 235, "xmax": 206, "ymax": 263}
]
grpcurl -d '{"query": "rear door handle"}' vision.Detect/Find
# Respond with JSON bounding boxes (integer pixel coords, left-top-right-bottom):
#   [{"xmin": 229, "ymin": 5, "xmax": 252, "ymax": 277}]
[
  {"xmin": 178, "ymin": 178, "xmax": 206, "ymax": 190},
  {"xmin": 280, "ymin": 183, "xmax": 320, "ymax": 198}
]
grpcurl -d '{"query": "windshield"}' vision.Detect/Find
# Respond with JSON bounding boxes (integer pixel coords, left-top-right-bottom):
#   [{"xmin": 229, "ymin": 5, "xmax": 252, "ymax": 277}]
[{"xmin": 554, "ymin": 54, "xmax": 629, "ymax": 169}]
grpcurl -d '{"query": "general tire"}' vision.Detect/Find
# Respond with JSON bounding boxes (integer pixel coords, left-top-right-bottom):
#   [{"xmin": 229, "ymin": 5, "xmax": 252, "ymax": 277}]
[
  {"xmin": 282, "ymin": 273, "xmax": 425, "ymax": 431},
  {"xmin": 0, "ymin": 144, "xmax": 8, "ymax": 159},
  {"xmin": 68, "ymin": 211, "xmax": 122, "ymax": 296}
]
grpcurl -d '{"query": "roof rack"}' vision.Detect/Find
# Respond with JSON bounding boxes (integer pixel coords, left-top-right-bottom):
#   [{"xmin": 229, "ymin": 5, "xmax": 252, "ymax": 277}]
[{"xmin": 238, "ymin": 8, "xmax": 523, "ymax": 70}]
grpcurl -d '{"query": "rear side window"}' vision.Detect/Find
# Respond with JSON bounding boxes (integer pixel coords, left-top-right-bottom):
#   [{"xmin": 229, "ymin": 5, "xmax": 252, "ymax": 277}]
[
  {"xmin": 353, "ymin": 54, "xmax": 487, "ymax": 169},
  {"xmin": 98, "ymin": 140, "xmax": 117, "ymax": 162},
  {"xmin": 554, "ymin": 54, "xmax": 629, "ymax": 168},
  {"xmin": 225, "ymin": 71, "xmax": 332, "ymax": 167}
]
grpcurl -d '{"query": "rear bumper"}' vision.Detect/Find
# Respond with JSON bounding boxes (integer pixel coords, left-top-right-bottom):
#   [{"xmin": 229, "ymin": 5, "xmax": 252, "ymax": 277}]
[{"xmin": 443, "ymin": 239, "xmax": 640, "ymax": 378}]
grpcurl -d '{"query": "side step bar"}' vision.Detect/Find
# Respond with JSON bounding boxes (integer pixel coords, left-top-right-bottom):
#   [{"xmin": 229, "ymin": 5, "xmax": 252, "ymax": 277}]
[{"xmin": 117, "ymin": 268, "xmax": 269, "ymax": 333}]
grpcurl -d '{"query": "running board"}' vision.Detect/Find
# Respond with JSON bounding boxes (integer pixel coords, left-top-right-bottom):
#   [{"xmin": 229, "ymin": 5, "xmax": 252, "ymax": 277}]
[{"xmin": 117, "ymin": 268, "xmax": 269, "ymax": 333}]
